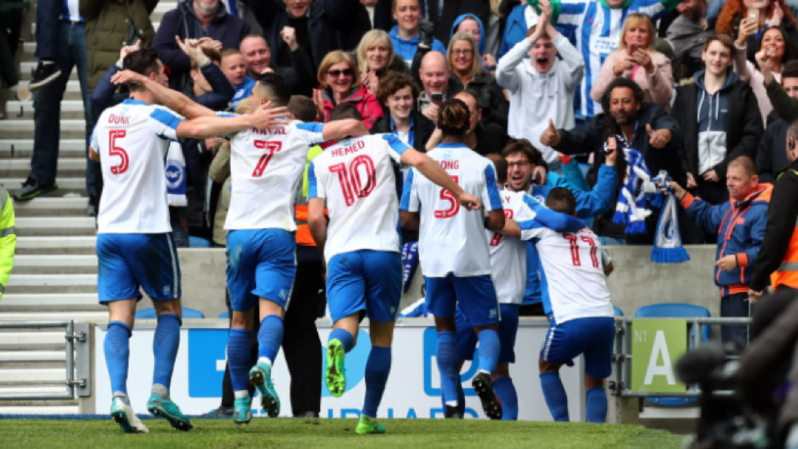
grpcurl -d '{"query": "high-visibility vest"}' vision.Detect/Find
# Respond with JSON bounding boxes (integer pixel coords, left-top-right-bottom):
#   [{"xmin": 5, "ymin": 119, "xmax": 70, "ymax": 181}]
[
  {"xmin": 295, "ymin": 145, "xmax": 326, "ymax": 247},
  {"xmin": 771, "ymin": 169, "xmax": 798, "ymax": 290}
]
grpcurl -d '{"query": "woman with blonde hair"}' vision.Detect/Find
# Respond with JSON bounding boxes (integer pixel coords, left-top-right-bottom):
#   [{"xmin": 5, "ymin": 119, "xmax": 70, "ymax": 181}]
[
  {"xmin": 447, "ymin": 32, "xmax": 508, "ymax": 129},
  {"xmin": 313, "ymin": 51, "xmax": 384, "ymax": 128},
  {"xmin": 356, "ymin": 30, "xmax": 408, "ymax": 96},
  {"xmin": 590, "ymin": 13, "xmax": 674, "ymax": 111}
]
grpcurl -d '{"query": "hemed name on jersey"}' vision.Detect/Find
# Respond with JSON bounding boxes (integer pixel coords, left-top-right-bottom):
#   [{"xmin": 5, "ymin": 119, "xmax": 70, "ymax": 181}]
[
  {"xmin": 439, "ymin": 160, "xmax": 459, "ymax": 170},
  {"xmin": 252, "ymin": 128, "xmax": 287, "ymax": 136},
  {"xmin": 107, "ymin": 114, "xmax": 130, "ymax": 125},
  {"xmin": 331, "ymin": 140, "xmax": 365, "ymax": 158}
]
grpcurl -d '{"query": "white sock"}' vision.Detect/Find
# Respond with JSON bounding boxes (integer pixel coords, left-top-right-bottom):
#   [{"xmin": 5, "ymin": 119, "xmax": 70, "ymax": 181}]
[
  {"xmin": 234, "ymin": 390, "xmax": 249, "ymax": 399},
  {"xmin": 258, "ymin": 356, "xmax": 273, "ymax": 367}
]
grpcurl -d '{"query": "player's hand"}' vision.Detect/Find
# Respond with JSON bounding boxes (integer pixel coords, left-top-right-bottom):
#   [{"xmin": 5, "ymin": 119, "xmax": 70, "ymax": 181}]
[
  {"xmin": 110, "ymin": 69, "xmax": 145, "ymax": 86},
  {"xmin": 748, "ymin": 288, "xmax": 764, "ymax": 303},
  {"xmin": 533, "ymin": 165, "xmax": 547, "ymax": 186},
  {"xmin": 702, "ymin": 169, "xmax": 719, "ymax": 182},
  {"xmin": 249, "ymin": 101, "xmax": 290, "ymax": 129},
  {"xmin": 457, "ymin": 191, "xmax": 481, "ymax": 210},
  {"xmin": 646, "ymin": 124, "xmax": 671, "ymax": 149},
  {"xmin": 605, "ymin": 138, "xmax": 618, "ymax": 166},
  {"xmin": 422, "ymin": 102, "xmax": 440, "ymax": 123},
  {"xmin": 686, "ymin": 172, "xmax": 698, "ymax": 188},
  {"xmin": 715, "ymin": 255, "xmax": 738, "ymax": 272},
  {"xmin": 118, "ymin": 41, "xmax": 141, "ymax": 65},
  {"xmin": 540, "ymin": 118, "xmax": 561, "ymax": 147},
  {"xmin": 281, "ymin": 26, "xmax": 298, "ymax": 52}
]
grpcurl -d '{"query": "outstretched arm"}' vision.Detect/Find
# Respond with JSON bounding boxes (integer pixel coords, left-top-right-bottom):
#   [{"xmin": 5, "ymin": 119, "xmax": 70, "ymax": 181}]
[
  {"xmin": 400, "ymin": 145, "xmax": 481, "ymax": 210},
  {"xmin": 176, "ymin": 102, "xmax": 288, "ymax": 139},
  {"xmin": 111, "ymin": 69, "xmax": 217, "ymax": 119}
]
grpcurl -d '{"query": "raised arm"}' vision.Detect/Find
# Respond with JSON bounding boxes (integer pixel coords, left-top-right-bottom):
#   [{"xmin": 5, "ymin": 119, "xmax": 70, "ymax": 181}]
[
  {"xmin": 111, "ymin": 70, "xmax": 216, "ymax": 118},
  {"xmin": 320, "ymin": 119, "xmax": 370, "ymax": 141},
  {"xmin": 176, "ymin": 103, "xmax": 289, "ymax": 139}
]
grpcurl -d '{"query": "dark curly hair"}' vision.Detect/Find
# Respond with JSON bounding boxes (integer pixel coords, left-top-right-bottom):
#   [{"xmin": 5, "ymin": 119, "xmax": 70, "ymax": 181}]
[
  {"xmin": 438, "ymin": 98, "xmax": 470, "ymax": 137},
  {"xmin": 377, "ymin": 72, "xmax": 421, "ymax": 105}
]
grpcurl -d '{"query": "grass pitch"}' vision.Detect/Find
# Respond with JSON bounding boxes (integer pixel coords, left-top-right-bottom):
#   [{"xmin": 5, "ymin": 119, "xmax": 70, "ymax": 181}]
[{"xmin": 0, "ymin": 417, "xmax": 686, "ymax": 448}]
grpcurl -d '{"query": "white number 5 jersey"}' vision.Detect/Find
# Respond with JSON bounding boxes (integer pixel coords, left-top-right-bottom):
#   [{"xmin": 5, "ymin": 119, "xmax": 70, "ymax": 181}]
[{"xmin": 308, "ymin": 134, "xmax": 410, "ymax": 263}]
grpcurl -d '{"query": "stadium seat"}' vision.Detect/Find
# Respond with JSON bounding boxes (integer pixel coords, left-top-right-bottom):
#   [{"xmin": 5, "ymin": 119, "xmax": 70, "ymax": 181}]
[
  {"xmin": 134, "ymin": 307, "xmax": 206, "ymax": 319},
  {"xmin": 614, "ymin": 306, "xmax": 624, "ymax": 317},
  {"xmin": 634, "ymin": 303, "xmax": 711, "ymax": 407},
  {"xmin": 189, "ymin": 236, "xmax": 212, "ymax": 248},
  {"xmin": 218, "ymin": 311, "xmax": 230, "ymax": 319}
]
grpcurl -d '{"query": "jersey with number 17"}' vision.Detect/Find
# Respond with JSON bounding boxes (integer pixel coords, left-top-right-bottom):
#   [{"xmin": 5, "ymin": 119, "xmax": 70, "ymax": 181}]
[
  {"xmin": 401, "ymin": 142, "xmax": 503, "ymax": 278},
  {"xmin": 307, "ymin": 134, "xmax": 411, "ymax": 263},
  {"xmin": 222, "ymin": 119, "xmax": 326, "ymax": 231}
]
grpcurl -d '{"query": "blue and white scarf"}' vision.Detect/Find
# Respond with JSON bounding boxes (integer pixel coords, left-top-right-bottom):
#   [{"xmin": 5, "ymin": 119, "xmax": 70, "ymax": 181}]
[
  {"xmin": 608, "ymin": 135, "xmax": 655, "ymax": 234},
  {"xmin": 165, "ymin": 140, "xmax": 187, "ymax": 207},
  {"xmin": 649, "ymin": 171, "xmax": 690, "ymax": 263}
]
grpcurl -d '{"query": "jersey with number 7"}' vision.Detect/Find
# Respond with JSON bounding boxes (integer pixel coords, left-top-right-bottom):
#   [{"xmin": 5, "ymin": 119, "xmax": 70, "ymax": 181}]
[{"xmin": 401, "ymin": 143, "xmax": 503, "ymax": 278}]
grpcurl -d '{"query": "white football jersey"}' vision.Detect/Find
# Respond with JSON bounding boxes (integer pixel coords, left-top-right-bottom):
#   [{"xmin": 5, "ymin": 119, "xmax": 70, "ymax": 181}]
[
  {"xmin": 91, "ymin": 99, "xmax": 181, "ymax": 234},
  {"xmin": 223, "ymin": 119, "xmax": 325, "ymax": 231},
  {"xmin": 522, "ymin": 225, "xmax": 614, "ymax": 324},
  {"xmin": 487, "ymin": 190, "xmax": 543, "ymax": 305},
  {"xmin": 309, "ymin": 134, "xmax": 410, "ymax": 263},
  {"xmin": 401, "ymin": 143, "xmax": 503, "ymax": 277}
]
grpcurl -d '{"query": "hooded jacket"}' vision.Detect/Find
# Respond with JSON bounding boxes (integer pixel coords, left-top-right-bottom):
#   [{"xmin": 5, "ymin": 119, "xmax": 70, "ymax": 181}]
[
  {"xmin": 389, "ymin": 25, "xmax": 447, "ymax": 69},
  {"xmin": 496, "ymin": 33, "xmax": 584, "ymax": 165},
  {"xmin": 681, "ymin": 183, "xmax": 772, "ymax": 296},
  {"xmin": 451, "ymin": 13, "xmax": 486, "ymax": 55},
  {"xmin": 671, "ymin": 69, "xmax": 763, "ymax": 180},
  {"xmin": 757, "ymin": 113, "xmax": 791, "ymax": 184},
  {"xmin": 434, "ymin": 1, "xmax": 492, "ymax": 48},
  {"xmin": 317, "ymin": 85, "xmax": 384, "ymax": 129}
]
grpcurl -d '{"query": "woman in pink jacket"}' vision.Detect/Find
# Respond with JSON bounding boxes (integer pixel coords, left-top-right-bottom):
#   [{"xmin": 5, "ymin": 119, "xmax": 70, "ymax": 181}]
[
  {"xmin": 590, "ymin": 13, "xmax": 674, "ymax": 111},
  {"xmin": 313, "ymin": 51, "xmax": 384, "ymax": 129}
]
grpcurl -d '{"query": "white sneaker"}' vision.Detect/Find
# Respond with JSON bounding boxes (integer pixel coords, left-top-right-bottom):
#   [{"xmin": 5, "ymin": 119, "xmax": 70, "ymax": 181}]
[{"xmin": 111, "ymin": 396, "xmax": 149, "ymax": 434}]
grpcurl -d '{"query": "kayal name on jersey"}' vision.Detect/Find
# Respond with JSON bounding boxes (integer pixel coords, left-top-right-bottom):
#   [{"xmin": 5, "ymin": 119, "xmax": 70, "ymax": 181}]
[{"xmin": 252, "ymin": 127, "xmax": 287, "ymax": 135}]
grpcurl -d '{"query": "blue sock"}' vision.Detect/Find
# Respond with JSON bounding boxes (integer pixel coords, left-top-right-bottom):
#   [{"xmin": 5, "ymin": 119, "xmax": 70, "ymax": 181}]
[
  {"xmin": 476, "ymin": 329, "xmax": 500, "ymax": 375},
  {"xmin": 152, "ymin": 313, "xmax": 181, "ymax": 392},
  {"xmin": 228, "ymin": 328, "xmax": 251, "ymax": 393},
  {"xmin": 493, "ymin": 376, "xmax": 519, "ymax": 421},
  {"xmin": 586, "ymin": 386, "xmax": 608, "ymax": 423},
  {"xmin": 104, "ymin": 321, "xmax": 131, "ymax": 395},
  {"xmin": 362, "ymin": 346, "xmax": 391, "ymax": 418},
  {"xmin": 329, "ymin": 328, "xmax": 355, "ymax": 353},
  {"xmin": 540, "ymin": 372, "xmax": 569, "ymax": 421},
  {"xmin": 258, "ymin": 315, "xmax": 284, "ymax": 364},
  {"xmin": 436, "ymin": 331, "xmax": 459, "ymax": 406}
]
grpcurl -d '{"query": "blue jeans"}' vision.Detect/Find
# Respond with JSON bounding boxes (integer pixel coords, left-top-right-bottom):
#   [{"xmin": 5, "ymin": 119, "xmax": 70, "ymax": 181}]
[
  {"xmin": 31, "ymin": 21, "xmax": 97, "ymax": 195},
  {"xmin": 170, "ymin": 209, "xmax": 190, "ymax": 248},
  {"xmin": 598, "ymin": 236, "xmax": 626, "ymax": 246},
  {"xmin": 34, "ymin": 0, "xmax": 59, "ymax": 60},
  {"xmin": 720, "ymin": 292, "xmax": 750, "ymax": 349}
]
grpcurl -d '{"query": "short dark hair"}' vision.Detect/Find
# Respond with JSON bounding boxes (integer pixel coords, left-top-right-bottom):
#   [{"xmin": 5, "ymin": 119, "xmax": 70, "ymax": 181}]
[
  {"xmin": 500, "ymin": 138, "xmax": 542, "ymax": 166},
  {"xmin": 122, "ymin": 47, "xmax": 160, "ymax": 90},
  {"xmin": 287, "ymin": 95, "xmax": 318, "ymax": 122},
  {"xmin": 486, "ymin": 154, "xmax": 508, "ymax": 185},
  {"xmin": 703, "ymin": 34, "xmax": 734, "ymax": 53},
  {"xmin": 255, "ymin": 72, "xmax": 291, "ymax": 107},
  {"xmin": 546, "ymin": 187, "xmax": 576, "ymax": 215},
  {"xmin": 438, "ymin": 98, "xmax": 470, "ymax": 137},
  {"xmin": 377, "ymin": 72, "xmax": 421, "ymax": 105},
  {"xmin": 329, "ymin": 103, "xmax": 363, "ymax": 122},
  {"xmin": 782, "ymin": 60, "xmax": 798, "ymax": 81},
  {"xmin": 728, "ymin": 155, "xmax": 758, "ymax": 176},
  {"xmin": 454, "ymin": 90, "xmax": 480, "ymax": 111},
  {"xmin": 601, "ymin": 77, "xmax": 644, "ymax": 110}
]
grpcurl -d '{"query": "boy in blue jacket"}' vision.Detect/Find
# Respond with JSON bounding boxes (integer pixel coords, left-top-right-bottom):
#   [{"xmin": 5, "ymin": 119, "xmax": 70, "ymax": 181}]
[{"xmin": 667, "ymin": 155, "xmax": 770, "ymax": 347}]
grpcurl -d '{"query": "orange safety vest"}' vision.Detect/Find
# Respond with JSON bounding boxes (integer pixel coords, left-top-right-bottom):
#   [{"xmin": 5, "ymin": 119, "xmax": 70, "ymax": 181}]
[
  {"xmin": 294, "ymin": 205, "xmax": 327, "ymax": 246},
  {"xmin": 771, "ymin": 169, "xmax": 798, "ymax": 290}
]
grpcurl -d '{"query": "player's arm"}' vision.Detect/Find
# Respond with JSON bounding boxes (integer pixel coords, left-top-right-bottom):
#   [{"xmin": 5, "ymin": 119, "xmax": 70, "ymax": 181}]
[
  {"xmin": 88, "ymin": 124, "xmax": 100, "ymax": 162},
  {"xmin": 307, "ymin": 197, "xmax": 328, "ymax": 273},
  {"xmin": 399, "ymin": 145, "xmax": 481, "ymax": 210},
  {"xmin": 175, "ymin": 102, "xmax": 288, "ymax": 139},
  {"xmin": 321, "ymin": 119, "xmax": 370, "ymax": 142},
  {"xmin": 399, "ymin": 164, "xmax": 421, "ymax": 230},
  {"xmin": 110, "ymin": 69, "xmax": 216, "ymax": 119}
]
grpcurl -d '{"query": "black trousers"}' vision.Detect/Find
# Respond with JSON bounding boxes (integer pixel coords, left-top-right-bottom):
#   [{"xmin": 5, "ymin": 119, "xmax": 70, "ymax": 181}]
[{"xmin": 220, "ymin": 246, "xmax": 326, "ymax": 416}]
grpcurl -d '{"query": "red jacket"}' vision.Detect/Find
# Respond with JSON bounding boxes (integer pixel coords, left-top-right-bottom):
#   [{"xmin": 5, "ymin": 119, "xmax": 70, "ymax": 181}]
[{"xmin": 317, "ymin": 85, "xmax": 384, "ymax": 129}]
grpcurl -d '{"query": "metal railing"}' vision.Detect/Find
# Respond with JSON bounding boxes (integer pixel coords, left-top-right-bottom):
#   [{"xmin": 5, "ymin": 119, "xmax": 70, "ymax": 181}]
[
  {"xmin": 608, "ymin": 317, "xmax": 752, "ymax": 398},
  {"xmin": 0, "ymin": 320, "xmax": 91, "ymax": 400}
]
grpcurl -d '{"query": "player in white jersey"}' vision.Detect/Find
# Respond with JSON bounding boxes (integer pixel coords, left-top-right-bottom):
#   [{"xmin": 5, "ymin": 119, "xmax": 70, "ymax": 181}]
[
  {"xmin": 306, "ymin": 104, "xmax": 479, "ymax": 435},
  {"xmin": 453, "ymin": 155, "xmax": 586, "ymax": 420},
  {"xmin": 93, "ymin": 48, "xmax": 286, "ymax": 434},
  {"xmin": 517, "ymin": 187, "xmax": 616, "ymax": 423}
]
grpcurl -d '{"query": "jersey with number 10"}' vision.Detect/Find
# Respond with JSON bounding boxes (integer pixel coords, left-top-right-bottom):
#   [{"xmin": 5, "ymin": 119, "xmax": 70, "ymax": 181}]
[
  {"xmin": 223, "ymin": 119, "xmax": 325, "ymax": 231},
  {"xmin": 90, "ymin": 99, "xmax": 183, "ymax": 234},
  {"xmin": 401, "ymin": 142, "xmax": 503, "ymax": 278},
  {"xmin": 307, "ymin": 134, "xmax": 410, "ymax": 263}
]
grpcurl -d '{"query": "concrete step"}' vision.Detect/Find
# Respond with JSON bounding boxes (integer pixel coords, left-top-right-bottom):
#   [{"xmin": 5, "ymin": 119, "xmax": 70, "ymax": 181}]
[
  {"xmin": 0, "ymin": 386, "xmax": 70, "ymax": 397},
  {"xmin": 6, "ymin": 274, "xmax": 97, "ymax": 295},
  {"xmin": 14, "ymin": 217, "xmax": 95, "ymax": 237},
  {"xmin": 14, "ymin": 80, "xmax": 85, "ymax": 101},
  {"xmin": 16, "ymin": 236, "xmax": 95, "ymax": 255},
  {"xmin": 12, "ymin": 196, "xmax": 89, "ymax": 218},
  {"xmin": 7, "ymin": 100, "xmax": 88, "ymax": 120},
  {"xmin": 0, "ymin": 405, "xmax": 79, "ymax": 414},
  {"xmin": 12, "ymin": 255, "xmax": 97, "ymax": 275},
  {"xmin": 3, "ymin": 178, "xmax": 85, "ymax": 193},
  {"xmin": 0, "ymin": 293, "xmax": 98, "ymax": 308},
  {"xmin": 0, "ymin": 312, "xmax": 105, "ymax": 322},
  {"xmin": 0, "ymin": 139, "xmax": 86, "ymax": 158},
  {"xmin": 0, "ymin": 120, "xmax": 86, "ymax": 140},
  {"xmin": 0, "ymin": 368, "xmax": 66, "ymax": 383},
  {"xmin": 0, "ymin": 332, "xmax": 66, "ymax": 347},
  {"xmin": 0, "ymin": 351, "xmax": 66, "ymax": 363},
  {"xmin": 0, "ymin": 159, "xmax": 86, "ymax": 181}
]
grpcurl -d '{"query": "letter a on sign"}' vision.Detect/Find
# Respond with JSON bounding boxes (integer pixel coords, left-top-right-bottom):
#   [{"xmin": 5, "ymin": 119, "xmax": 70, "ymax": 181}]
[{"xmin": 631, "ymin": 319, "xmax": 687, "ymax": 393}]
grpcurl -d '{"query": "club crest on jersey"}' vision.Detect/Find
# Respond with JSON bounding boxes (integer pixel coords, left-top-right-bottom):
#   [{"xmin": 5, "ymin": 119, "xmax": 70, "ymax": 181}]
[
  {"xmin": 279, "ymin": 289, "xmax": 288, "ymax": 300},
  {"xmin": 165, "ymin": 160, "xmax": 185, "ymax": 189}
]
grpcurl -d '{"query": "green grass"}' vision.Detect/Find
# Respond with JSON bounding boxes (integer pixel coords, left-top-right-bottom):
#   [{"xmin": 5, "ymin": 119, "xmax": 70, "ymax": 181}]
[{"xmin": 0, "ymin": 418, "xmax": 687, "ymax": 448}]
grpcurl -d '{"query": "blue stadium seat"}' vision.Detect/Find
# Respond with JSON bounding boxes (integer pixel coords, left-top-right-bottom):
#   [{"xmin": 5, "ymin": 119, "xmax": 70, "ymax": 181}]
[
  {"xmin": 134, "ymin": 307, "xmax": 206, "ymax": 319},
  {"xmin": 614, "ymin": 306, "xmax": 624, "ymax": 317},
  {"xmin": 218, "ymin": 311, "xmax": 230, "ymax": 319},
  {"xmin": 634, "ymin": 303, "xmax": 711, "ymax": 407},
  {"xmin": 189, "ymin": 236, "xmax": 212, "ymax": 248}
]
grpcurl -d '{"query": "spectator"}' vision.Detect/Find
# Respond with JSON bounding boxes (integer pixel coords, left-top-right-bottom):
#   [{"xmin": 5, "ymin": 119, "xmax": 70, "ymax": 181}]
[
  {"xmin": 496, "ymin": 6, "xmax": 583, "ymax": 173},
  {"xmin": 246, "ymin": 0, "xmax": 363, "ymax": 74},
  {"xmin": 451, "ymin": 13, "xmax": 496, "ymax": 68},
  {"xmin": 221, "ymin": 49, "xmax": 255, "ymax": 109},
  {"xmin": 666, "ymin": 0, "xmax": 714, "ymax": 81},
  {"xmin": 238, "ymin": 34, "xmax": 315, "ymax": 97},
  {"xmin": 417, "ymin": 51, "xmax": 460, "ymax": 122},
  {"xmin": 356, "ymin": 29, "xmax": 409, "ymax": 97},
  {"xmin": 153, "ymin": 0, "xmax": 250, "ymax": 93},
  {"xmin": 671, "ymin": 34, "xmax": 763, "ymax": 209},
  {"xmin": 668, "ymin": 156, "xmax": 770, "ymax": 347},
  {"xmin": 758, "ymin": 61, "xmax": 798, "ymax": 182},
  {"xmin": 390, "ymin": 0, "xmax": 447, "ymax": 68},
  {"xmin": 591, "ymin": 13, "xmax": 674, "ymax": 112},
  {"xmin": 430, "ymin": 0, "xmax": 492, "ymax": 49},
  {"xmin": 447, "ymin": 32, "xmax": 508, "ymax": 129},
  {"xmin": 425, "ymin": 91, "xmax": 509, "ymax": 157},
  {"xmin": 357, "ymin": 0, "xmax": 395, "ymax": 32},
  {"xmin": 26, "ymin": 0, "xmax": 62, "ymax": 92},
  {"xmin": 717, "ymin": 0, "xmax": 798, "ymax": 63},
  {"xmin": 540, "ymin": 77, "xmax": 685, "ymax": 244},
  {"xmin": 12, "ymin": 0, "xmax": 93, "ymax": 203},
  {"xmin": 312, "ymin": 51, "xmax": 384, "ymax": 128},
  {"xmin": 372, "ymin": 72, "xmax": 435, "ymax": 153},
  {"xmin": 735, "ymin": 21, "xmax": 796, "ymax": 123}
]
